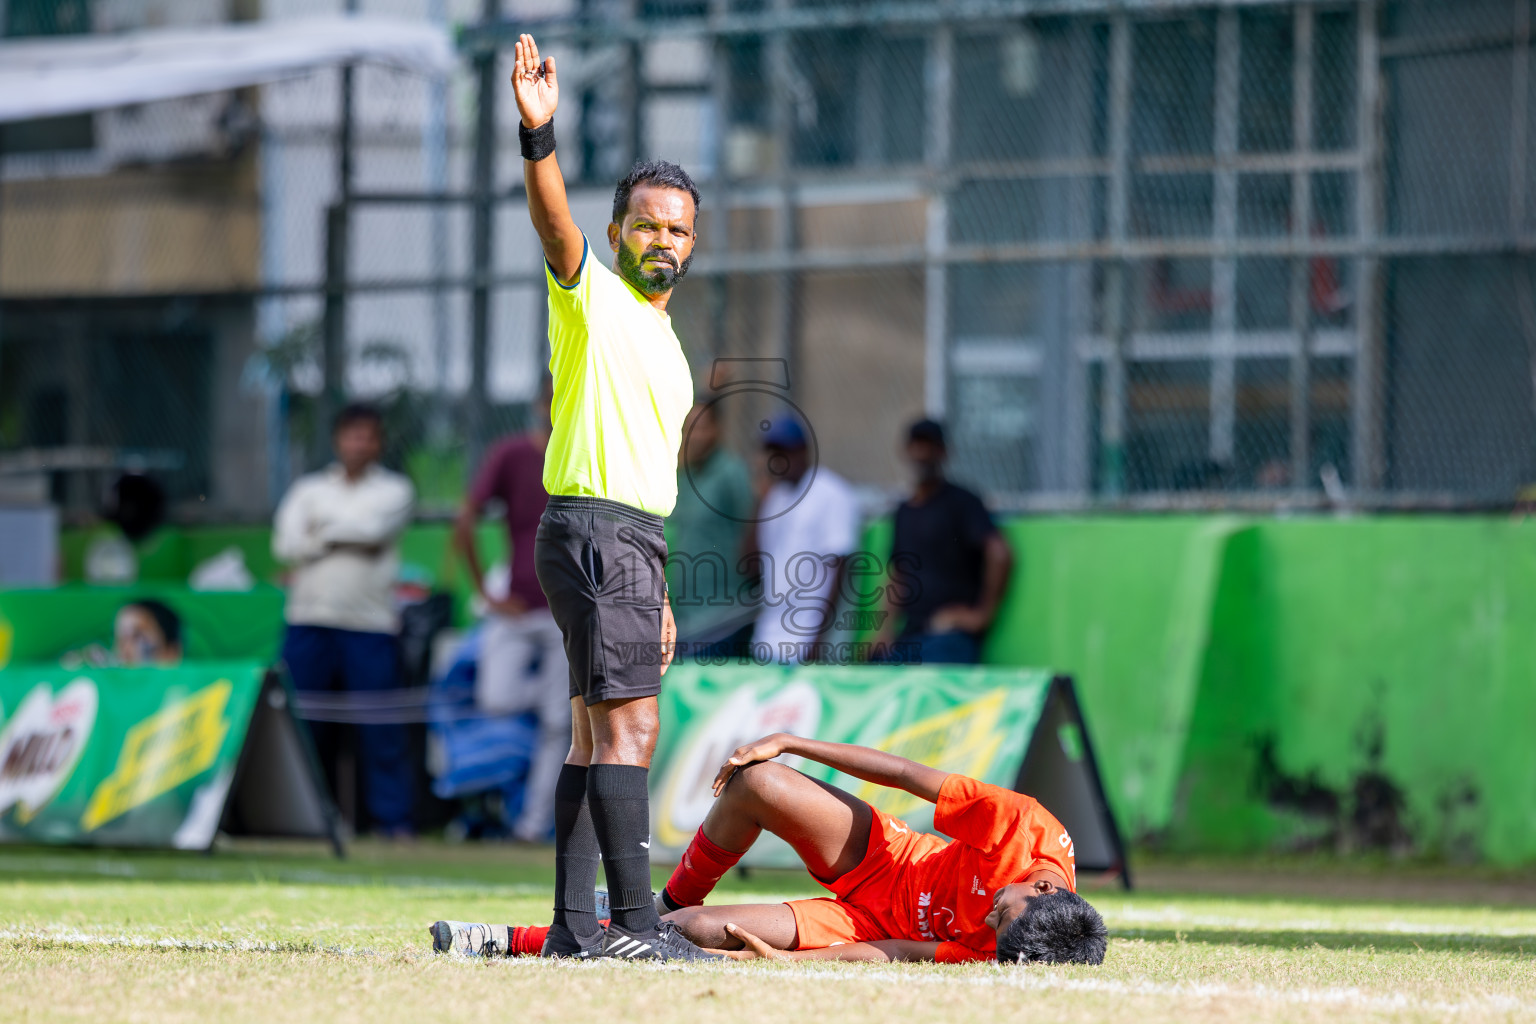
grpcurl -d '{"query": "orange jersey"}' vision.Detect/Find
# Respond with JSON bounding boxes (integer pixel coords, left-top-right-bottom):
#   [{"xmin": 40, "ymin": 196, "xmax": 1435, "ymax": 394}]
[{"xmin": 786, "ymin": 774, "xmax": 1077, "ymax": 963}]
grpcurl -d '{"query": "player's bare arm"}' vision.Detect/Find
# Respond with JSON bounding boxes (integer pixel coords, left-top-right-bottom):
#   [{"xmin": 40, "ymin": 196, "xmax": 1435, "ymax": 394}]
[
  {"xmin": 930, "ymin": 533, "xmax": 1014, "ymax": 635},
  {"xmin": 810, "ymin": 556, "xmax": 849, "ymax": 656},
  {"xmin": 451, "ymin": 497, "xmax": 528, "ymax": 618},
  {"xmin": 712, "ymin": 734, "xmax": 948, "ymax": 802},
  {"xmin": 716, "ymin": 924, "xmax": 939, "ymax": 963},
  {"xmin": 511, "ymin": 34, "xmax": 584, "ymax": 284}
]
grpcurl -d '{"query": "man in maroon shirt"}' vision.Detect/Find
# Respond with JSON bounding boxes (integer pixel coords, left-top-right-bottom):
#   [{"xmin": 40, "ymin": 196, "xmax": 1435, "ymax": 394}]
[{"xmin": 452, "ymin": 380, "xmax": 568, "ymax": 842}]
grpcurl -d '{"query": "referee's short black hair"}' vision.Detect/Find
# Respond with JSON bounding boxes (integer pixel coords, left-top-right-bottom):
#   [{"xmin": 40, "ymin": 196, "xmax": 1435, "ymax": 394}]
[
  {"xmin": 996, "ymin": 890, "xmax": 1108, "ymax": 966},
  {"xmin": 333, "ymin": 402, "xmax": 383, "ymax": 434},
  {"xmin": 612, "ymin": 160, "xmax": 701, "ymax": 225}
]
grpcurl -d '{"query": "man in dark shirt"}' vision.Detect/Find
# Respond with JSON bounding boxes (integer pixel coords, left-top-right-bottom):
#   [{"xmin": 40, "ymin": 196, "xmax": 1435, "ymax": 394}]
[
  {"xmin": 874, "ymin": 419, "xmax": 1013, "ymax": 665},
  {"xmin": 452, "ymin": 381, "xmax": 567, "ymax": 841}
]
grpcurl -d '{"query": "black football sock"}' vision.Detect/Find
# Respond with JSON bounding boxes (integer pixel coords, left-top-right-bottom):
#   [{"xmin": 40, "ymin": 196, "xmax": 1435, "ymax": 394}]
[
  {"xmin": 587, "ymin": 764, "xmax": 661, "ymax": 935},
  {"xmin": 551, "ymin": 764, "xmax": 602, "ymax": 943}
]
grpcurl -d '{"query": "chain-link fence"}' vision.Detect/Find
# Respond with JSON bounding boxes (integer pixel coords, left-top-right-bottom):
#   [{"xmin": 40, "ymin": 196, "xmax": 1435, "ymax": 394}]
[{"xmin": 4, "ymin": 0, "xmax": 1536, "ymax": 519}]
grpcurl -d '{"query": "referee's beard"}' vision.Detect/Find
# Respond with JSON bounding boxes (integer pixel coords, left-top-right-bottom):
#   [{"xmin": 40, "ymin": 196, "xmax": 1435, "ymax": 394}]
[{"xmin": 617, "ymin": 240, "xmax": 692, "ymax": 296}]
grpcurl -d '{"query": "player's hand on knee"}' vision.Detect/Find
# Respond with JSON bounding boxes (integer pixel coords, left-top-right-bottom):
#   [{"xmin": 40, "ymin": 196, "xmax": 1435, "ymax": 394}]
[{"xmin": 712, "ymin": 733, "xmax": 790, "ymax": 796}]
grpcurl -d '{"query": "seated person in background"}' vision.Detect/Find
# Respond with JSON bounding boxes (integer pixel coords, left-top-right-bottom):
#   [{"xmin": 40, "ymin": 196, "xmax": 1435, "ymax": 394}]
[
  {"xmin": 61, "ymin": 598, "xmax": 185, "ymax": 668},
  {"xmin": 114, "ymin": 599, "xmax": 184, "ymax": 666},
  {"xmin": 430, "ymin": 734, "xmax": 1107, "ymax": 966},
  {"xmin": 873, "ymin": 419, "xmax": 1013, "ymax": 665}
]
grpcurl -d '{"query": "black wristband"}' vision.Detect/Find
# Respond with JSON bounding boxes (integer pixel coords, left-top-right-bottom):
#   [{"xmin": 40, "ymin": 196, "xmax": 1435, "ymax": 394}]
[{"xmin": 519, "ymin": 118, "xmax": 556, "ymax": 161}]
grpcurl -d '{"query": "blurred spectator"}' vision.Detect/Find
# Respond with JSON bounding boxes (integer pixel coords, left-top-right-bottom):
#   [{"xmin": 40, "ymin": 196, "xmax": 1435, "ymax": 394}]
[
  {"xmin": 874, "ymin": 419, "xmax": 1012, "ymax": 665},
  {"xmin": 451, "ymin": 381, "xmax": 567, "ymax": 843},
  {"xmin": 114, "ymin": 599, "xmax": 183, "ymax": 666},
  {"xmin": 61, "ymin": 598, "xmax": 184, "ymax": 669},
  {"xmin": 272, "ymin": 403, "xmax": 415, "ymax": 837},
  {"xmin": 668, "ymin": 401, "xmax": 756, "ymax": 655},
  {"xmin": 746, "ymin": 416, "xmax": 861, "ymax": 664},
  {"xmin": 103, "ymin": 471, "xmax": 168, "ymax": 543}
]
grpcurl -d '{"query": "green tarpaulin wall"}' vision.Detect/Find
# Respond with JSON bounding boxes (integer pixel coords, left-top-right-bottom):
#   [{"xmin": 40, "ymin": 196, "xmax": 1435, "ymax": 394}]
[
  {"xmin": 855, "ymin": 515, "xmax": 1536, "ymax": 863},
  {"xmin": 0, "ymin": 586, "xmax": 287, "ymax": 666},
  {"xmin": 26, "ymin": 514, "xmax": 1536, "ymax": 862},
  {"xmin": 56, "ymin": 523, "xmax": 507, "ymax": 629}
]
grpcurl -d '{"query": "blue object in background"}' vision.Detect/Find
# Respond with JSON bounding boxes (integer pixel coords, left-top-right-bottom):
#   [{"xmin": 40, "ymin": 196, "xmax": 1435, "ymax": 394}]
[{"xmin": 427, "ymin": 628, "xmax": 540, "ymax": 820}]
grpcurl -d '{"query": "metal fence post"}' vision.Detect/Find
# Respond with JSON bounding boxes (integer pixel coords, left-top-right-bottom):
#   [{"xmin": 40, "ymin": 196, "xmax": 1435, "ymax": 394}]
[
  {"xmin": 923, "ymin": 24, "xmax": 953, "ymax": 419},
  {"xmin": 1098, "ymin": 13, "xmax": 1133, "ymax": 498},
  {"xmin": 708, "ymin": 0, "xmax": 733, "ymax": 369},
  {"xmin": 426, "ymin": 0, "xmax": 453, "ymax": 447},
  {"xmin": 317, "ymin": 43, "xmax": 356, "ymax": 470},
  {"xmin": 1512, "ymin": 0, "xmax": 1530, "ymax": 234},
  {"xmin": 1289, "ymin": 2, "xmax": 1316, "ymax": 492},
  {"xmin": 468, "ymin": 0, "xmax": 500, "ymax": 475},
  {"xmin": 767, "ymin": 0, "xmax": 798, "ymax": 376},
  {"xmin": 1351, "ymin": 0, "xmax": 1384, "ymax": 494},
  {"xmin": 319, "ymin": 201, "xmax": 348, "ymax": 469},
  {"xmin": 1210, "ymin": 7, "xmax": 1241, "ymax": 467}
]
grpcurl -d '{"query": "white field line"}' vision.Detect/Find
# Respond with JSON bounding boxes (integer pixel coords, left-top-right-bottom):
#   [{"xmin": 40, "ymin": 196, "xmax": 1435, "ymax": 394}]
[
  {"xmin": 1106, "ymin": 904, "xmax": 1536, "ymax": 938},
  {"xmin": 0, "ymin": 854, "xmax": 550, "ymax": 895},
  {"xmin": 729, "ymin": 963, "xmax": 1536, "ymax": 1018},
  {"xmin": 11, "ymin": 928, "xmax": 1536, "ymax": 1017},
  {"xmin": 487, "ymin": 956, "xmax": 1536, "ymax": 1017}
]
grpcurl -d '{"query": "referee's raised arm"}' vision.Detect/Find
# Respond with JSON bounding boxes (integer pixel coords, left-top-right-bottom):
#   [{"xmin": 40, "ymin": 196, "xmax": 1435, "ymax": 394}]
[{"xmin": 511, "ymin": 34, "xmax": 584, "ymax": 285}]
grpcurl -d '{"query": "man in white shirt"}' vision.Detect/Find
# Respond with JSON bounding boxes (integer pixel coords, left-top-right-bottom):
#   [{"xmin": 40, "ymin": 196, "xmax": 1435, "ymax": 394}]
[
  {"xmin": 746, "ymin": 417, "xmax": 862, "ymax": 664},
  {"xmin": 273, "ymin": 403, "xmax": 416, "ymax": 836}
]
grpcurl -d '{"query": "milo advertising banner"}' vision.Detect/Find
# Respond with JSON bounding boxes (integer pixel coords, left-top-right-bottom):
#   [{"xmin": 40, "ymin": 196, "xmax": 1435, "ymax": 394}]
[
  {"xmin": 0, "ymin": 662, "xmax": 342, "ymax": 852},
  {"xmin": 650, "ymin": 663, "xmax": 1128, "ymax": 883}
]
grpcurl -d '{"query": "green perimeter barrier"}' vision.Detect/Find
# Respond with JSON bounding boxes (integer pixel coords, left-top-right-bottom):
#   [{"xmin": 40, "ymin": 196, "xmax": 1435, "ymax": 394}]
[
  {"xmin": 57, "ymin": 523, "xmax": 507, "ymax": 629},
  {"xmin": 981, "ymin": 516, "xmax": 1244, "ymax": 842},
  {"xmin": 856, "ymin": 514, "xmax": 1536, "ymax": 863},
  {"xmin": 0, "ymin": 585, "xmax": 287, "ymax": 667},
  {"xmin": 1177, "ymin": 518, "xmax": 1536, "ymax": 864},
  {"xmin": 46, "ymin": 513, "xmax": 1536, "ymax": 863}
]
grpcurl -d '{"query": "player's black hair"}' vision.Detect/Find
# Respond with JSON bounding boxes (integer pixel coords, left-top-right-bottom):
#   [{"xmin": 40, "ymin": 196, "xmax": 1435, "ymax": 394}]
[
  {"xmin": 612, "ymin": 159, "xmax": 701, "ymax": 225},
  {"xmin": 124, "ymin": 598, "xmax": 183, "ymax": 649},
  {"xmin": 996, "ymin": 890, "xmax": 1108, "ymax": 966},
  {"xmin": 333, "ymin": 402, "xmax": 384, "ymax": 434}
]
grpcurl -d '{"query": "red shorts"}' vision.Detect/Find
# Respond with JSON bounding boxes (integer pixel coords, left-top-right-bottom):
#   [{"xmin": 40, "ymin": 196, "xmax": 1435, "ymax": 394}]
[{"xmin": 785, "ymin": 803, "xmax": 942, "ymax": 950}]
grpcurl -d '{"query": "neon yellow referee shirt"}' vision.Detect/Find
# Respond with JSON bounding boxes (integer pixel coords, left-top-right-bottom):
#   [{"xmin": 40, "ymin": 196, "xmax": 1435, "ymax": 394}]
[{"xmin": 542, "ymin": 237, "xmax": 695, "ymax": 517}]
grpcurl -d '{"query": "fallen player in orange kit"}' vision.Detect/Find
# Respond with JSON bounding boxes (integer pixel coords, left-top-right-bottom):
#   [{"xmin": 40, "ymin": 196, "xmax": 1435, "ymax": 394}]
[{"xmin": 432, "ymin": 734, "xmax": 1107, "ymax": 964}]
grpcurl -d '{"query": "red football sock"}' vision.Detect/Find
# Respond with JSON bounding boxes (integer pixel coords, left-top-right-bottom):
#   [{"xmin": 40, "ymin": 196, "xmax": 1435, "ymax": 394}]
[
  {"xmin": 509, "ymin": 919, "xmax": 612, "ymax": 956},
  {"xmin": 510, "ymin": 925, "xmax": 550, "ymax": 955},
  {"xmin": 663, "ymin": 828, "xmax": 746, "ymax": 909}
]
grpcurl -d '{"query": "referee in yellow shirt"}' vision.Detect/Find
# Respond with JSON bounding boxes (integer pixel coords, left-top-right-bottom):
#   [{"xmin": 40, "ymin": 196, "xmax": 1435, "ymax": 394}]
[{"xmin": 511, "ymin": 35, "xmax": 717, "ymax": 962}]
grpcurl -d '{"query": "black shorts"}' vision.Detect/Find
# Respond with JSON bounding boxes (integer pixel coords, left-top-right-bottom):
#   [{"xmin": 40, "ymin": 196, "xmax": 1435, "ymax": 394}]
[{"xmin": 534, "ymin": 495, "xmax": 669, "ymax": 706}]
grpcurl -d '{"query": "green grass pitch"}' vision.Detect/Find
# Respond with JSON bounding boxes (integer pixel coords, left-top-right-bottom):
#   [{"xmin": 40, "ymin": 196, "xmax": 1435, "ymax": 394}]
[{"xmin": 3, "ymin": 841, "xmax": 1534, "ymax": 1023}]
